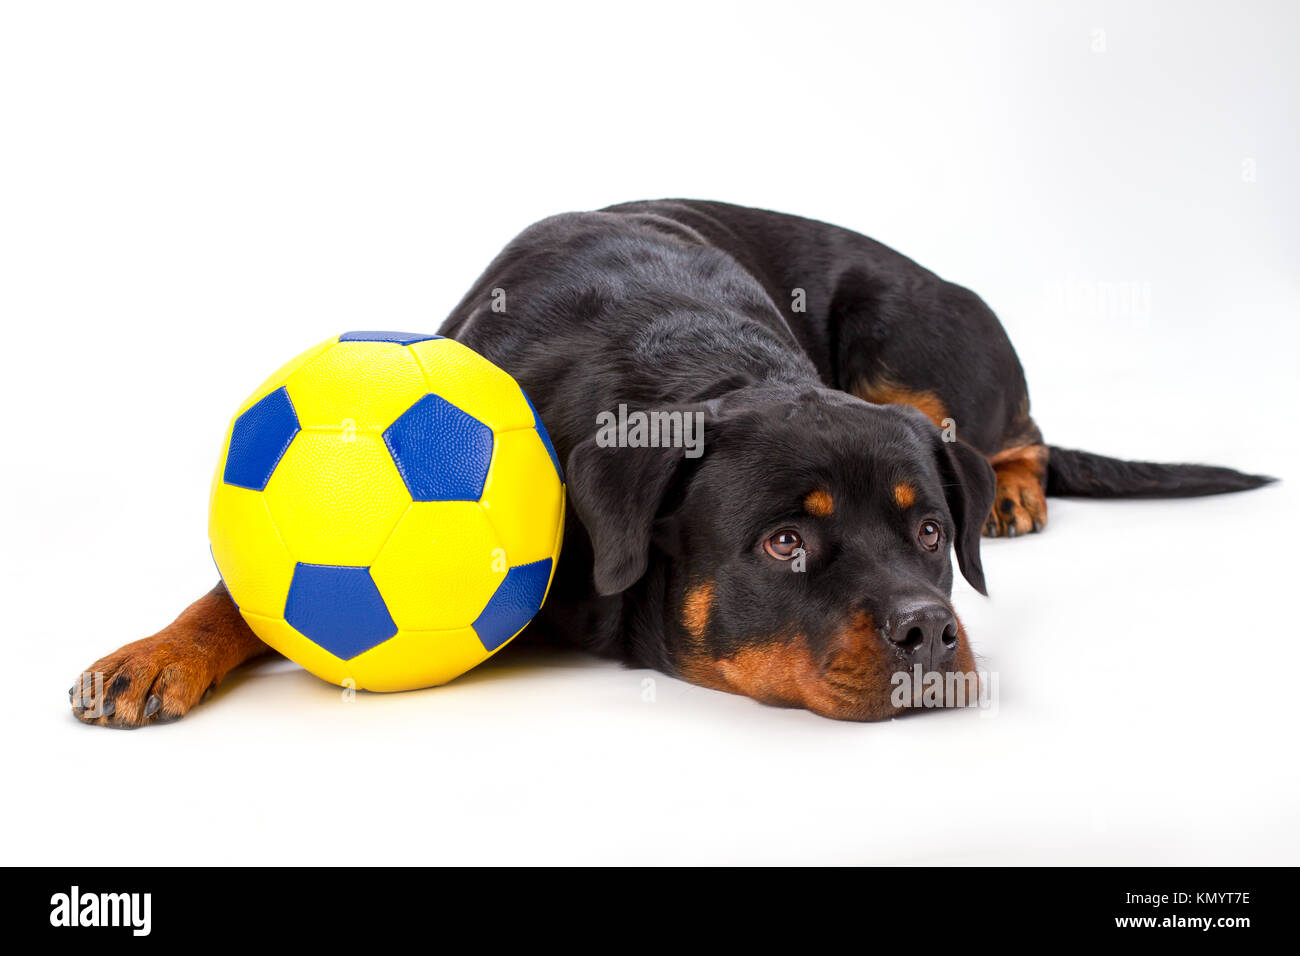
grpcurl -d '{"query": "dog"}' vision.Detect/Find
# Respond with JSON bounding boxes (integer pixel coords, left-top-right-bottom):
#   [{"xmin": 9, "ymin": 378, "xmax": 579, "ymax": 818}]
[{"xmin": 71, "ymin": 199, "xmax": 1272, "ymax": 725}]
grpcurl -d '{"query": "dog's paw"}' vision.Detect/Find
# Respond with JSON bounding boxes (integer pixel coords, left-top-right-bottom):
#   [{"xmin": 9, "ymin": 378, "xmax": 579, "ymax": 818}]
[
  {"xmin": 70, "ymin": 635, "xmax": 219, "ymax": 729},
  {"xmin": 984, "ymin": 450, "xmax": 1048, "ymax": 538}
]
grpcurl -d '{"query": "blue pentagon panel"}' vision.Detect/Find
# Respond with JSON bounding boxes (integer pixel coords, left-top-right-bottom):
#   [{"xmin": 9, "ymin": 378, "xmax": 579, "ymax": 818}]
[
  {"xmin": 523, "ymin": 391, "xmax": 563, "ymax": 482},
  {"xmin": 339, "ymin": 331, "xmax": 444, "ymax": 345},
  {"xmin": 284, "ymin": 563, "xmax": 397, "ymax": 660},
  {"xmin": 383, "ymin": 393, "xmax": 494, "ymax": 501},
  {"xmin": 472, "ymin": 558, "xmax": 553, "ymax": 651},
  {"xmin": 223, "ymin": 387, "xmax": 300, "ymax": 491}
]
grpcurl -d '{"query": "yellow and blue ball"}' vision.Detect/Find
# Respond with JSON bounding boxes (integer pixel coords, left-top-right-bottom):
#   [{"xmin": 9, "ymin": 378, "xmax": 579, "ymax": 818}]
[{"xmin": 208, "ymin": 331, "xmax": 564, "ymax": 692}]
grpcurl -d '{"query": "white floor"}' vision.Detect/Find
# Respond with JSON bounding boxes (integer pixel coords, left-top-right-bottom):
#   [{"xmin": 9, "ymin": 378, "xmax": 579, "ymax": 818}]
[
  {"xmin": 6, "ymin": 351, "xmax": 1296, "ymax": 866},
  {"xmin": 3, "ymin": 1, "xmax": 1297, "ymax": 865}
]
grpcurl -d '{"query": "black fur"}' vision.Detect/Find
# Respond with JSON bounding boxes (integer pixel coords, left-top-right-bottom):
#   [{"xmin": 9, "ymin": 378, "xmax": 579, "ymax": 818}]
[
  {"xmin": 438, "ymin": 199, "xmax": 1270, "ymax": 719},
  {"xmin": 1046, "ymin": 446, "xmax": 1274, "ymax": 498}
]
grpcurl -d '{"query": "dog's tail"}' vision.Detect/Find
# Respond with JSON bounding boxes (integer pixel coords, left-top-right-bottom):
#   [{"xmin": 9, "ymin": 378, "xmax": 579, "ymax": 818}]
[{"xmin": 1045, "ymin": 446, "xmax": 1276, "ymax": 499}]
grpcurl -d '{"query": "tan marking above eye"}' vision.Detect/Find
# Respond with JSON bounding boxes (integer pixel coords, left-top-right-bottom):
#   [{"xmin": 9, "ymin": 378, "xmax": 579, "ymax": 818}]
[
  {"xmin": 893, "ymin": 482, "xmax": 916, "ymax": 509},
  {"xmin": 803, "ymin": 489, "xmax": 834, "ymax": 517}
]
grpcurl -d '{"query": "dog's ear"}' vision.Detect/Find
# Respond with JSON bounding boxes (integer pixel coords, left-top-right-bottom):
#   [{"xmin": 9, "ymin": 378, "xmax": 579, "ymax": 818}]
[
  {"xmin": 566, "ymin": 420, "xmax": 705, "ymax": 596},
  {"xmin": 931, "ymin": 435, "xmax": 997, "ymax": 595}
]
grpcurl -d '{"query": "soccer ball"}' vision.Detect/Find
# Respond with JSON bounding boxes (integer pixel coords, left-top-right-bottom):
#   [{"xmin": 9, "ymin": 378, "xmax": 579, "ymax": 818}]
[{"xmin": 208, "ymin": 331, "xmax": 565, "ymax": 692}]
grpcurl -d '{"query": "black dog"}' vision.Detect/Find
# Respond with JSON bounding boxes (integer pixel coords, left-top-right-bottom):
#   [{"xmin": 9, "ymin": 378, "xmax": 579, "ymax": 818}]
[{"xmin": 72, "ymin": 200, "xmax": 1271, "ymax": 725}]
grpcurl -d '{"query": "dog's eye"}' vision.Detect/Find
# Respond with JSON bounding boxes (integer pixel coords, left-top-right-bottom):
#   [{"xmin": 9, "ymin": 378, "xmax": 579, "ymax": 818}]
[
  {"xmin": 918, "ymin": 521, "xmax": 941, "ymax": 551},
  {"xmin": 764, "ymin": 529, "xmax": 803, "ymax": 560}
]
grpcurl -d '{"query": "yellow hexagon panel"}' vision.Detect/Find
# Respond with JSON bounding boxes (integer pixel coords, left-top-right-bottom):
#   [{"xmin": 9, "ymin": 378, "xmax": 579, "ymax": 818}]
[
  {"xmin": 286, "ymin": 341, "xmax": 429, "ymax": 433},
  {"xmin": 239, "ymin": 611, "xmax": 354, "ymax": 687},
  {"xmin": 209, "ymin": 482, "xmax": 296, "ymax": 618},
  {"xmin": 479, "ymin": 427, "xmax": 565, "ymax": 567},
  {"xmin": 347, "ymin": 627, "xmax": 490, "ymax": 692},
  {"xmin": 233, "ymin": 335, "xmax": 339, "ymax": 418},
  {"xmin": 408, "ymin": 337, "xmax": 534, "ymax": 432},
  {"xmin": 263, "ymin": 431, "xmax": 410, "ymax": 566},
  {"xmin": 369, "ymin": 501, "xmax": 506, "ymax": 630},
  {"xmin": 549, "ymin": 494, "xmax": 566, "ymax": 584}
]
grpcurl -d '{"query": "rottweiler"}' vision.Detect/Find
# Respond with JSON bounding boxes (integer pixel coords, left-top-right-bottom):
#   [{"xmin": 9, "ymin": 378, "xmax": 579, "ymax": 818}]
[{"xmin": 71, "ymin": 200, "xmax": 1272, "ymax": 725}]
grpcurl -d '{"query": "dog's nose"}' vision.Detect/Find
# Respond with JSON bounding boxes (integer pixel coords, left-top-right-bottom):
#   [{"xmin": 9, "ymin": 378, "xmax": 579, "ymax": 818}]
[{"xmin": 886, "ymin": 603, "xmax": 959, "ymax": 670}]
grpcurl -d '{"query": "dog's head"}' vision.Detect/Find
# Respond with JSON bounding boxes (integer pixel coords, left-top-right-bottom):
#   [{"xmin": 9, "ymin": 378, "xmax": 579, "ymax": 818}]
[{"xmin": 567, "ymin": 387, "xmax": 996, "ymax": 721}]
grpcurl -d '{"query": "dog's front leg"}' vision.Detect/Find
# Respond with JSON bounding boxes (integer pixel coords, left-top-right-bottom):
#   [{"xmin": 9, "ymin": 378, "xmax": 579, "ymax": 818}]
[{"xmin": 70, "ymin": 582, "xmax": 271, "ymax": 728}]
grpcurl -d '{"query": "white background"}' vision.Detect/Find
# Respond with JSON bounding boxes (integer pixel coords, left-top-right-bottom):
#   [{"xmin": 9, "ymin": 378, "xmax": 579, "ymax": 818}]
[{"xmin": 2, "ymin": 0, "xmax": 1297, "ymax": 864}]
